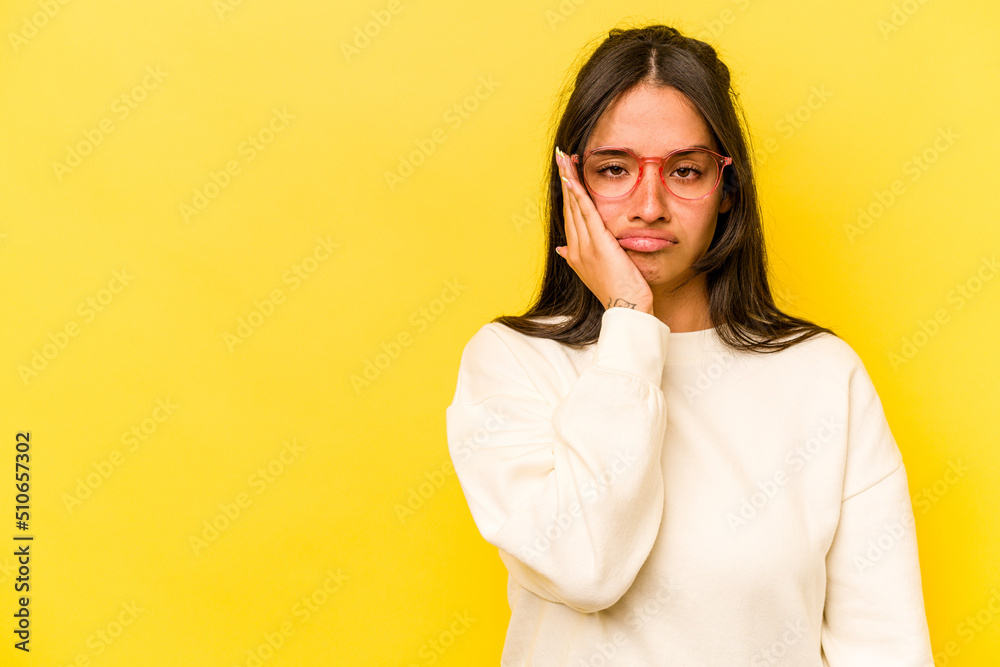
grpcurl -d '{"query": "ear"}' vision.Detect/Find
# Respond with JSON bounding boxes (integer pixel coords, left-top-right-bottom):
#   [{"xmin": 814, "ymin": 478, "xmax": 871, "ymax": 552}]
[{"xmin": 719, "ymin": 188, "xmax": 733, "ymax": 214}]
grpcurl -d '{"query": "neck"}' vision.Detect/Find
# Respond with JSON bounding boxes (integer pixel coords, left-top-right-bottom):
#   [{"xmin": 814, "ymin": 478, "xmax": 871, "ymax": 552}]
[{"xmin": 648, "ymin": 273, "xmax": 712, "ymax": 332}]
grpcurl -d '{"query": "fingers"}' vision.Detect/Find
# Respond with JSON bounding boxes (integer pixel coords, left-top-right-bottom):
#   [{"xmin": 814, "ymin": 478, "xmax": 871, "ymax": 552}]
[
  {"xmin": 559, "ymin": 150, "xmax": 606, "ymax": 243},
  {"xmin": 565, "ymin": 178, "xmax": 589, "ymax": 247},
  {"xmin": 556, "ymin": 148, "xmax": 590, "ymax": 254},
  {"xmin": 561, "ymin": 174, "xmax": 577, "ymax": 250},
  {"xmin": 556, "ymin": 148, "xmax": 585, "ymax": 258}
]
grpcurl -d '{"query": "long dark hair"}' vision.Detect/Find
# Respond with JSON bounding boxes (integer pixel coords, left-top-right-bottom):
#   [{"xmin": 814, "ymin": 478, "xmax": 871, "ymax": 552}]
[{"xmin": 494, "ymin": 23, "xmax": 835, "ymax": 353}]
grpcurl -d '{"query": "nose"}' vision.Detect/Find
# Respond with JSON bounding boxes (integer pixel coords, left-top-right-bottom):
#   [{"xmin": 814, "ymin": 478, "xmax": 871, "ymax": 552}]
[{"xmin": 630, "ymin": 161, "xmax": 671, "ymax": 222}]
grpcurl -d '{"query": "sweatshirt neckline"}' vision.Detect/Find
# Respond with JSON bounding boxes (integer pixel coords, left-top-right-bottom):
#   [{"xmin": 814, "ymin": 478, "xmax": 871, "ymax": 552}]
[{"xmin": 665, "ymin": 326, "xmax": 726, "ymax": 364}]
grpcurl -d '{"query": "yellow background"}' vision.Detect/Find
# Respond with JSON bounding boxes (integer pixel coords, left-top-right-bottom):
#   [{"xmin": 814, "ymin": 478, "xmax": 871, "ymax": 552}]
[{"xmin": 1, "ymin": 0, "xmax": 998, "ymax": 664}]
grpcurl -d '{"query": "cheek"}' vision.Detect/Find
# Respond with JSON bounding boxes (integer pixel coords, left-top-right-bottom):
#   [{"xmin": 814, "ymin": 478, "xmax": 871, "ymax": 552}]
[
  {"xmin": 670, "ymin": 205, "xmax": 719, "ymax": 251},
  {"xmin": 693, "ymin": 214, "xmax": 718, "ymax": 243},
  {"xmin": 593, "ymin": 200, "xmax": 623, "ymax": 227}
]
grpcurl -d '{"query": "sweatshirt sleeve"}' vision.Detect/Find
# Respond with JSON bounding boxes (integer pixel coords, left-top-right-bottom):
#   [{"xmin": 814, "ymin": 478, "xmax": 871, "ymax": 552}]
[
  {"xmin": 445, "ymin": 307, "xmax": 670, "ymax": 613},
  {"xmin": 820, "ymin": 359, "xmax": 934, "ymax": 666}
]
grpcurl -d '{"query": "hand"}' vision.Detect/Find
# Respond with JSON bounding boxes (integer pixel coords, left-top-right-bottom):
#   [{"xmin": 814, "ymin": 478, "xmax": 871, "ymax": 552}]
[{"xmin": 554, "ymin": 147, "xmax": 654, "ymax": 314}]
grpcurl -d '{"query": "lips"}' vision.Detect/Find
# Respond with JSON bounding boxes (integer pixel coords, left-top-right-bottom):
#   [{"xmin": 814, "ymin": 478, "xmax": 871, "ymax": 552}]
[
  {"xmin": 617, "ymin": 229, "xmax": 678, "ymax": 252},
  {"xmin": 619, "ymin": 237, "xmax": 674, "ymax": 252}
]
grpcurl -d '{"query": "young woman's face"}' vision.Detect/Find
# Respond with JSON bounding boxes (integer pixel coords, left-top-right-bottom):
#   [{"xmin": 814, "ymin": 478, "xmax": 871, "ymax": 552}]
[{"xmin": 581, "ymin": 84, "xmax": 731, "ymax": 291}]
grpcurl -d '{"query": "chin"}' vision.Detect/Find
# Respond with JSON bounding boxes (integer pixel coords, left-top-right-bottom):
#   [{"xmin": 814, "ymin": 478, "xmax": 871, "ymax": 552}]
[
  {"xmin": 634, "ymin": 263, "xmax": 675, "ymax": 285},
  {"xmin": 629, "ymin": 253, "xmax": 690, "ymax": 280}
]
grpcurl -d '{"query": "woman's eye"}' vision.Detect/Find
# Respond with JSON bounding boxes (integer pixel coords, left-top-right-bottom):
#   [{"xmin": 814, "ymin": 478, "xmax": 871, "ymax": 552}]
[
  {"xmin": 598, "ymin": 164, "xmax": 628, "ymax": 178},
  {"xmin": 673, "ymin": 166, "xmax": 701, "ymax": 179}
]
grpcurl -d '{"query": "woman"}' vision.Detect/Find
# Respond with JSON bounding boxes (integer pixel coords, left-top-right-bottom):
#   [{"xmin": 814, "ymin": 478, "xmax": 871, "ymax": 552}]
[{"xmin": 445, "ymin": 23, "xmax": 933, "ymax": 665}]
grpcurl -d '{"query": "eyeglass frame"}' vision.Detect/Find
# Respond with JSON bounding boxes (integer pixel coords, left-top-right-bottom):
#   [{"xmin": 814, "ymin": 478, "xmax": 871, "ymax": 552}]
[{"xmin": 570, "ymin": 145, "xmax": 733, "ymax": 201}]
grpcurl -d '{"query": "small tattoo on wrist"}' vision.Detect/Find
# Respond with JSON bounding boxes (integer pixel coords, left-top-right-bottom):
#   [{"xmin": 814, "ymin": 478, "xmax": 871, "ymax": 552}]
[{"xmin": 607, "ymin": 298, "xmax": 636, "ymax": 309}]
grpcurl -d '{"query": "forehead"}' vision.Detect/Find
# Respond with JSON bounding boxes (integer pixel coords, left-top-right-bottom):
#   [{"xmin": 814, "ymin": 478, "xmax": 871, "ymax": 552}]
[{"xmin": 586, "ymin": 85, "xmax": 717, "ymax": 154}]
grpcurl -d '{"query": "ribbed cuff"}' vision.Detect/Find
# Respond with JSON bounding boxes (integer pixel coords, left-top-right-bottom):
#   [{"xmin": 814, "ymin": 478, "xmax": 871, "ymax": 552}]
[{"xmin": 593, "ymin": 307, "xmax": 671, "ymax": 386}]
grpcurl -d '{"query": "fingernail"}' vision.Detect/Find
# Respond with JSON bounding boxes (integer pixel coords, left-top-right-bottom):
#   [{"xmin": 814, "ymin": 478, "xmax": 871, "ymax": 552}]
[{"xmin": 560, "ymin": 176, "xmax": 570, "ymax": 184}]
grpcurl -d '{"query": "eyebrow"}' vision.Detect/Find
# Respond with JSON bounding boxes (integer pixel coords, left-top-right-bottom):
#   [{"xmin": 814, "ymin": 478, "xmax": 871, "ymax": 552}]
[{"xmin": 591, "ymin": 144, "xmax": 714, "ymax": 153}]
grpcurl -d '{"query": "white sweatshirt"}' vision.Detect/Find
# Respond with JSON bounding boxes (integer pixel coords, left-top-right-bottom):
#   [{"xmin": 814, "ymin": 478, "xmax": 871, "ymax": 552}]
[{"xmin": 445, "ymin": 306, "xmax": 934, "ymax": 666}]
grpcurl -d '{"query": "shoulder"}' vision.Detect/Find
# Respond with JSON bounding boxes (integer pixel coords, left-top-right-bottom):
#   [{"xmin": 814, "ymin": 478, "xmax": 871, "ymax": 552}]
[
  {"xmin": 451, "ymin": 316, "xmax": 581, "ymax": 399},
  {"xmin": 768, "ymin": 329, "xmax": 869, "ymax": 379},
  {"xmin": 720, "ymin": 329, "xmax": 876, "ymax": 408},
  {"xmin": 773, "ymin": 334, "xmax": 904, "ymax": 500},
  {"xmin": 465, "ymin": 314, "xmax": 573, "ymax": 354},
  {"xmin": 760, "ymin": 330, "xmax": 890, "ymax": 416},
  {"xmin": 463, "ymin": 315, "xmax": 576, "ymax": 367}
]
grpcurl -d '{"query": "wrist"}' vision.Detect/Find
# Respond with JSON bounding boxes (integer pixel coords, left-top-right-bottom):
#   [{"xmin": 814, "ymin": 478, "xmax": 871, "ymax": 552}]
[{"xmin": 605, "ymin": 297, "xmax": 653, "ymax": 314}]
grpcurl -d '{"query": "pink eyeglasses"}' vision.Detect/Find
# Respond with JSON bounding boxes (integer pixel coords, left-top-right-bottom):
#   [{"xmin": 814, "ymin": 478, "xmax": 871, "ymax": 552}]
[{"xmin": 570, "ymin": 146, "xmax": 732, "ymax": 200}]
